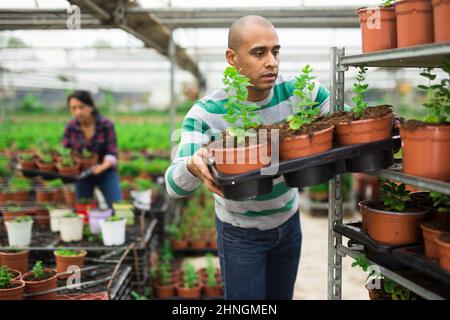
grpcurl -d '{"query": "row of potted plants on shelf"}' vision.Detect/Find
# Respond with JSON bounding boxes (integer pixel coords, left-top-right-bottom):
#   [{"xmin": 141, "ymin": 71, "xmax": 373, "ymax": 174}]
[
  {"xmin": 151, "ymin": 242, "xmax": 222, "ymax": 299},
  {"xmin": 358, "ymin": 0, "xmax": 450, "ymax": 54},
  {"xmin": 210, "ymin": 61, "xmax": 450, "ymax": 183},
  {"xmin": 0, "ymin": 248, "xmax": 88, "ymax": 300},
  {"xmin": 358, "ymin": 179, "xmax": 450, "ymax": 273},
  {"xmin": 118, "ymin": 157, "xmax": 170, "ymax": 180}
]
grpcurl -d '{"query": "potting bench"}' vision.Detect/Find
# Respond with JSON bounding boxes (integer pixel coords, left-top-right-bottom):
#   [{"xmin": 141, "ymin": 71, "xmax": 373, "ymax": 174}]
[{"xmin": 328, "ymin": 42, "xmax": 450, "ymax": 300}]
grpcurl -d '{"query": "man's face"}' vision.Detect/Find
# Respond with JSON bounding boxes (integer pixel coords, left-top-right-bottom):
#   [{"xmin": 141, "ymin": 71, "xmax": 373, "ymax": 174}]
[{"xmin": 231, "ymin": 25, "xmax": 280, "ymax": 93}]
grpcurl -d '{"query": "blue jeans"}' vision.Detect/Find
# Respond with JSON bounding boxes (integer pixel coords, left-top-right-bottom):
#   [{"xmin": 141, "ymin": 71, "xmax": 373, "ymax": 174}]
[
  {"xmin": 216, "ymin": 210, "xmax": 302, "ymax": 300},
  {"xmin": 75, "ymin": 168, "xmax": 121, "ymax": 208}
]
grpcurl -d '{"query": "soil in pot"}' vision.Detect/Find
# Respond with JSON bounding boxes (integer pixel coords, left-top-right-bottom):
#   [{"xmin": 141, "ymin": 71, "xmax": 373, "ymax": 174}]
[
  {"xmin": 278, "ymin": 118, "xmax": 334, "ymax": 160},
  {"xmin": 0, "ymin": 280, "xmax": 26, "ymax": 300},
  {"xmin": 400, "ymin": 121, "xmax": 450, "ymax": 181},
  {"xmin": 21, "ymin": 269, "xmax": 58, "ymax": 300},
  {"xmin": 367, "ymin": 202, "xmax": 427, "ymax": 245},
  {"xmin": 0, "ymin": 250, "xmax": 29, "ymax": 274},
  {"xmin": 394, "ymin": 0, "xmax": 434, "ymax": 47},
  {"xmin": 54, "ymin": 249, "xmax": 87, "ymax": 279},
  {"xmin": 357, "ymin": 6, "xmax": 397, "ymax": 53},
  {"xmin": 435, "ymin": 233, "xmax": 450, "ymax": 272},
  {"xmin": 421, "ymin": 221, "xmax": 450, "ymax": 258},
  {"xmin": 330, "ymin": 105, "xmax": 393, "ymax": 145}
]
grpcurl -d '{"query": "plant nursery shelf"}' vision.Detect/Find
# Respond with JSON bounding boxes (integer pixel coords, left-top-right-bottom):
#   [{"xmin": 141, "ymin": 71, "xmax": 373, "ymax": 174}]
[
  {"xmin": 340, "ymin": 42, "xmax": 450, "ymax": 68},
  {"xmin": 367, "ymin": 161, "xmax": 450, "ymax": 196}
]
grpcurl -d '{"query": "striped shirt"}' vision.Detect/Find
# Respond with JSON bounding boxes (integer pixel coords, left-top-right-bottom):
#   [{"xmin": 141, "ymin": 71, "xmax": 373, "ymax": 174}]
[{"xmin": 165, "ymin": 75, "xmax": 331, "ymax": 230}]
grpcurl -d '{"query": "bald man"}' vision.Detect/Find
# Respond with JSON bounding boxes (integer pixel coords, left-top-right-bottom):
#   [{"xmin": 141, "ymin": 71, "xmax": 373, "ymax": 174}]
[{"xmin": 165, "ymin": 15, "xmax": 331, "ymax": 299}]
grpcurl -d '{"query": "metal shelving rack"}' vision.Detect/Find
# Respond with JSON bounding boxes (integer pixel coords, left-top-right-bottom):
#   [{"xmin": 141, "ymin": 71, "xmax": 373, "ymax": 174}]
[{"xmin": 327, "ymin": 42, "xmax": 450, "ymax": 300}]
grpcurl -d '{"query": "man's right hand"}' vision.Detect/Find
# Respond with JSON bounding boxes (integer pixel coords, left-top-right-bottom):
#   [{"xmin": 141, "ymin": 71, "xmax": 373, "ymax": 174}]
[{"xmin": 187, "ymin": 148, "xmax": 224, "ymax": 197}]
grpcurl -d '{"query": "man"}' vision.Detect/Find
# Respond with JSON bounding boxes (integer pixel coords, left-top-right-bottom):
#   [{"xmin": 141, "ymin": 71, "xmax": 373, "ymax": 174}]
[{"xmin": 165, "ymin": 15, "xmax": 332, "ymax": 299}]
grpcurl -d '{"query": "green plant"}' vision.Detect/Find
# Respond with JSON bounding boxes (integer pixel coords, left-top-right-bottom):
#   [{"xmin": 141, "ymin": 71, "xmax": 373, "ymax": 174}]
[
  {"xmin": 418, "ymin": 61, "xmax": 450, "ymax": 123},
  {"xmin": 205, "ymin": 253, "xmax": 218, "ymax": 287},
  {"xmin": 135, "ymin": 178, "xmax": 157, "ymax": 191},
  {"xmin": 147, "ymin": 158, "xmax": 170, "ymax": 175},
  {"xmin": 8, "ymin": 177, "xmax": 31, "ymax": 192},
  {"xmin": 55, "ymin": 249, "xmax": 82, "ymax": 257},
  {"xmin": 159, "ymin": 260, "xmax": 172, "ymax": 286},
  {"xmin": 39, "ymin": 153, "xmax": 53, "ymax": 164},
  {"xmin": 383, "ymin": 278, "xmax": 417, "ymax": 300},
  {"xmin": 167, "ymin": 223, "xmax": 181, "ymax": 241},
  {"xmin": 160, "ymin": 240, "xmax": 173, "ymax": 264},
  {"xmin": 378, "ymin": 179, "xmax": 410, "ymax": 212},
  {"xmin": 0, "ymin": 266, "xmax": 13, "ymax": 289},
  {"xmin": 429, "ymin": 192, "xmax": 450, "ymax": 213},
  {"xmin": 381, "ymin": 0, "xmax": 394, "ymax": 6},
  {"xmin": 286, "ymin": 65, "xmax": 320, "ymax": 130},
  {"xmin": 120, "ymin": 180, "xmax": 131, "ymax": 190},
  {"xmin": 105, "ymin": 216, "xmax": 125, "ymax": 222},
  {"xmin": 59, "ymin": 156, "xmax": 74, "ymax": 168},
  {"xmin": 182, "ymin": 262, "xmax": 198, "ymax": 289},
  {"xmin": 81, "ymin": 148, "xmax": 92, "ymax": 159},
  {"xmin": 63, "ymin": 213, "xmax": 78, "ymax": 218},
  {"xmin": 12, "ymin": 216, "xmax": 32, "ymax": 223},
  {"xmin": 47, "ymin": 178, "xmax": 64, "ymax": 189},
  {"xmin": 32, "ymin": 261, "xmax": 45, "ymax": 280},
  {"xmin": 352, "ymin": 66, "xmax": 369, "ymax": 119},
  {"xmin": 131, "ymin": 291, "xmax": 148, "ymax": 300},
  {"xmin": 19, "ymin": 153, "xmax": 34, "ymax": 161},
  {"xmin": 222, "ymin": 66, "xmax": 262, "ymax": 143}
]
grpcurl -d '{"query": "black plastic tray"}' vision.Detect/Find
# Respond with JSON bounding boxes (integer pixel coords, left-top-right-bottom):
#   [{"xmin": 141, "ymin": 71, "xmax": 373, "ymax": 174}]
[
  {"xmin": 334, "ymin": 221, "xmax": 418, "ymax": 270},
  {"xmin": 18, "ymin": 163, "xmax": 93, "ymax": 183},
  {"xmin": 208, "ymin": 136, "xmax": 401, "ymax": 200}
]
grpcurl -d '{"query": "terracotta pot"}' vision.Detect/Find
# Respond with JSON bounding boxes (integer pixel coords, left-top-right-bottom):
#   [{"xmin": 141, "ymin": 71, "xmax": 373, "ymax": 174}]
[
  {"xmin": 280, "ymin": 126, "xmax": 334, "ymax": 160},
  {"xmin": 176, "ymin": 282, "xmax": 202, "ymax": 299},
  {"xmin": 210, "ymin": 142, "xmax": 271, "ymax": 175},
  {"xmin": 9, "ymin": 269, "xmax": 22, "ymax": 281},
  {"xmin": 63, "ymin": 190, "xmax": 76, "ymax": 207},
  {"xmin": 203, "ymin": 284, "xmax": 224, "ymax": 297},
  {"xmin": 367, "ymin": 206, "xmax": 427, "ymax": 245},
  {"xmin": 34, "ymin": 207, "xmax": 50, "ymax": 226},
  {"xmin": 394, "ymin": 0, "xmax": 434, "ymax": 47},
  {"xmin": 54, "ymin": 250, "xmax": 87, "ymax": 279},
  {"xmin": 335, "ymin": 111, "xmax": 393, "ymax": 145},
  {"xmin": 57, "ymin": 164, "xmax": 80, "ymax": 177},
  {"xmin": 36, "ymin": 189, "xmax": 53, "ymax": 202},
  {"xmin": 210, "ymin": 237, "xmax": 218, "ymax": 250},
  {"xmin": 75, "ymin": 154, "xmax": 98, "ymax": 171},
  {"xmin": 435, "ymin": 233, "xmax": 450, "ymax": 272},
  {"xmin": 421, "ymin": 221, "xmax": 450, "ymax": 258},
  {"xmin": 358, "ymin": 200, "xmax": 380, "ymax": 232},
  {"xmin": 0, "ymin": 250, "xmax": 29, "ymax": 274},
  {"xmin": 36, "ymin": 161, "xmax": 55, "ymax": 173},
  {"xmin": 357, "ymin": 6, "xmax": 397, "ymax": 53},
  {"xmin": 432, "ymin": 0, "xmax": 450, "ymax": 42},
  {"xmin": 0, "ymin": 192, "xmax": 13, "ymax": 205},
  {"xmin": 0, "ymin": 280, "xmax": 25, "ymax": 300},
  {"xmin": 52, "ymin": 188, "xmax": 64, "ymax": 203},
  {"xmin": 171, "ymin": 239, "xmax": 189, "ymax": 250},
  {"xmin": 21, "ymin": 269, "xmax": 58, "ymax": 300},
  {"xmin": 12, "ymin": 191, "xmax": 29, "ymax": 202},
  {"xmin": 2, "ymin": 208, "xmax": 33, "ymax": 224},
  {"xmin": 366, "ymin": 282, "xmax": 391, "ymax": 300},
  {"xmin": 121, "ymin": 189, "xmax": 130, "ymax": 201},
  {"xmin": 190, "ymin": 239, "xmax": 209, "ymax": 250},
  {"xmin": 400, "ymin": 124, "xmax": 450, "ymax": 180},
  {"xmin": 19, "ymin": 159, "xmax": 36, "ymax": 171},
  {"xmin": 153, "ymin": 282, "xmax": 176, "ymax": 298}
]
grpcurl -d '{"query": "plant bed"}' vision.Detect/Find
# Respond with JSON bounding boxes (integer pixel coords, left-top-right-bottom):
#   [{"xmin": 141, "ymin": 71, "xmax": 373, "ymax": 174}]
[{"xmin": 208, "ymin": 136, "xmax": 400, "ymax": 200}]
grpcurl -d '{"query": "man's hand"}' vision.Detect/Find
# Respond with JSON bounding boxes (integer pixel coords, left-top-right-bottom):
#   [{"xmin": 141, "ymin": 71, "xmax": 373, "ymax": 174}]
[
  {"xmin": 92, "ymin": 163, "xmax": 108, "ymax": 175},
  {"xmin": 187, "ymin": 148, "xmax": 224, "ymax": 197}
]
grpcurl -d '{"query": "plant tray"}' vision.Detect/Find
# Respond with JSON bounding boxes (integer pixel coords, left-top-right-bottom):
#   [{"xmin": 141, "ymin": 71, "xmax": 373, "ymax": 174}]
[
  {"xmin": 18, "ymin": 164, "xmax": 93, "ymax": 183},
  {"xmin": 208, "ymin": 136, "xmax": 400, "ymax": 200}
]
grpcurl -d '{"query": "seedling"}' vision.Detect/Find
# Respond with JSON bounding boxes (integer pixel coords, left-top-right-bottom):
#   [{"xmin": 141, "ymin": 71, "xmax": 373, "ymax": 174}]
[
  {"xmin": 32, "ymin": 261, "xmax": 45, "ymax": 280},
  {"xmin": 0, "ymin": 266, "xmax": 13, "ymax": 289},
  {"xmin": 381, "ymin": 0, "xmax": 394, "ymax": 6},
  {"xmin": 55, "ymin": 249, "xmax": 82, "ymax": 257},
  {"xmin": 47, "ymin": 178, "xmax": 64, "ymax": 189},
  {"xmin": 167, "ymin": 224, "xmax": 181, "ymax": 241},
  {"xmin": 12, "ymin": 216, "xmax": 32, "ymax": 223},
  {"xmin": 286, "ymin": 65, "xmax": 320, "ymax": 130},
  {"xmin": 135, "ymin": 178, "xmax": 157, "ymax": 192},
  {"xmin": 82, "ymin": 148, "xmax": 92, "ymax": 159},
  {"xmin": 120, "ymin": 180, "xmax": 131, "ymax": 190},
  {"xmin": 378, "ymin": 179, "xmax": 410, "ymax": 212},
  {"xmin": 352, "ymin": 66, "xmax": 369, "ymax": 119},
  {"xmin": 19, "ymin": 153, "xmax": 34, "ymax": 161},
  {"xmin": 39, "ymin": 154, "xmax": 53, "ymax": 164},
  {"xmin": 418, "ymin": 60, "xmax": 450, "ymax": 123},
  {"xmin": 222, "ymin": 66, "xmax": 262, "ymax": 143},
  {"xmin": 182, "ymin": 262, "xmax": 198, "ymax": 288},
  {"xmin": 63, "ymin": 213, "xmax": 78, "ymax": 218},
  {"xmin": 205, "ymin": 253, "xmax": 218, "ymax": 287},
  {"xmin": 159, "ymin": 261, "xmax": 172, "ymax": 286},
  {"xmin": 60, "ymin": 156, "xmax": 74, "ymax": 168},
  {"xmin": 105, "ymin": 216, "xmax": 125, "ymax": 222},
  {"xmin": 429, "ymin": 192, "xmax": 450, "ymax": 213},
  {"xmin": 383, "ymin": 278, "xmax": 417, "ymax": 300}
]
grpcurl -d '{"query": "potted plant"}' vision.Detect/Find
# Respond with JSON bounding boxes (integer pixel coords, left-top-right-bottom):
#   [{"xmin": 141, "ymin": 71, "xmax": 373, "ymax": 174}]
[
  {"xmin": 366, "ymin": 180, "xmax": 427, "ymax": 245},
  {"xmin": 400, "ymin": 64, "xmax": 450, "ymax": 180},
  {"xmin": 113, "ymin": 201, "xmax": 135, "ymax": 226},
  {"xmin": 34, "ymin": 203, "xmax": 50, "ymax": 227},
  {"xmin": 47, "ymin": 178, "xmax": 64, "ymax": 202},
  {"xmin": 152, "ymin": 260, "xmax": 177, "ymax": 298},
  {"xmin": 1, "ymin": 203, "xmax": 29, "ymax": 223},
  {"xmin": 100, "ymin": 216, "xmax": 126, "ymax": 246},
  {"xmin": 208, "ymin": 66, "xmax": 270, "ymax": 174},
  {"xmin": 279, "ymin": 65, "xmax": 334, "ymax": 160},
  {"xmin": 394, "ymin": 0, "xmax": 434, "ymax": 48},
  {"xmin": 120, "ymin": 180, "xmax": 132, "ymax": 201},
  {"xmin": 5, "ymin": 216, "xmax": 33, "ymax": 247},
  {"xmin": 8, "ymin": 177, "xmax": 31, "ymax": 202},
  {"xmin": 54, "ymin": 248, "xmax": 87, "ymax": 279},
  {"xmin": 357, "ymin": 0, "xmax": 397, "ymax": 53},
  {"xmin": 189, "ymin": 223, "xmax": 209, "ymax": 250},
  {"xmin": 0, "ymin": 248, "xmax": 29, "ymax": 274},
  {"xmin": 176, "ymin": 262, "xmax": 202, "ymax": 299},
  {"xmin": 48, "ymin": 206, "xmax": 72, "ymax": 233},
  {"xmin": 63, "ymin": 184, "xmax": 76, "ymax": 207},
  {"xmin": 133, "ymin": 178, "xmax": 159, "ymax": 205},
  {"xmin": 435, "ymin": 233, "xmax": 450, "ymax": 272},
  {"xmin": 36, "ymin": 152, "xmax": 55, "ymax": 173},
  {"xmin": 167, "ymin": 223, "xmax": 187, "ymax": 250},
  {"xmin": 88, "ymin": 208, "xmax": 113, "ymax": 234},
  {"xmin": 202, "ymin": 253, "xmax": 223, "ymax": 297},
  {"xmin": 75, "ymin": 148, "xmax": 97, "ymax": 171},
  {"xmin": 59, "ymin": 213, "xmax": 84, "ymax": 242},
  {"xmin": 35, "ymin": 182, "xmax": 53, "ymax": 203},
  {"xmin": 331, "ymin": 66, "xmax": 393, "ymax": 146},
  {"xmin": 57, "ymin": 156, "xmax": 80, "ymax": 177},
  {"xmin": 0, "ymin": 265, "xmax": 25, "ymax": 300},
  {"xmin": 432, "ymin": 0, "xmax": 450, "ymax": 43},
  {"xmin": 21, "ymin": 261, "xmax": 58, "ymax": 300},
  {"xmin": 18, "ymin": 152, "xmax": 36, "ymax": 170}
]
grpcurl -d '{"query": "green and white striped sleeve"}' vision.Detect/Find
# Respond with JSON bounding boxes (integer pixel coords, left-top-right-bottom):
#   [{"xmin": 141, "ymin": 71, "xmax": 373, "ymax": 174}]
[
  {"xmin": 314, "ymin": 81, "xmax": 352, "ymax": 114},
  {"xmin": 164, "ymin": 110, "xmax": 211, "ymax": 199}
]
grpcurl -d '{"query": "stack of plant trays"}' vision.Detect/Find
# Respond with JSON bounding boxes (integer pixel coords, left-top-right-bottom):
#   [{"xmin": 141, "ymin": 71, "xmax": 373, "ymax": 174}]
[{"xmin": 209, "ymin": 136, "xmax": 401, "ymax": 200}]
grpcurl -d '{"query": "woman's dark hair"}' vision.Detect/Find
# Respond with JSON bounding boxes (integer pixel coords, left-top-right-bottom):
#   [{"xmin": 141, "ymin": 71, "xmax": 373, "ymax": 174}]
[{"xmin": 67, "ymin": 90, "xmax": 99, "ymax": 116}]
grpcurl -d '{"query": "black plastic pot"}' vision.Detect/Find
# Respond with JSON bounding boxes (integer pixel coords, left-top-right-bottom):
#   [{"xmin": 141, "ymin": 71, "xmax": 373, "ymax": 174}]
[
  {"xmin": 345, "ymin": 149, "xmax": 394, "ymax": 173},
  {"xmin": 18, "ymin": 164, "xmax": 93, "ymax": 183}
]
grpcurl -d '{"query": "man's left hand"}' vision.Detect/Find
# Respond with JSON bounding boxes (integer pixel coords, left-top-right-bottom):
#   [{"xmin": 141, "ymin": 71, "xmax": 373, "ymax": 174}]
[{"xmin": 92, "ymin": 164, "xmax": 107, "ymax": 175}]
